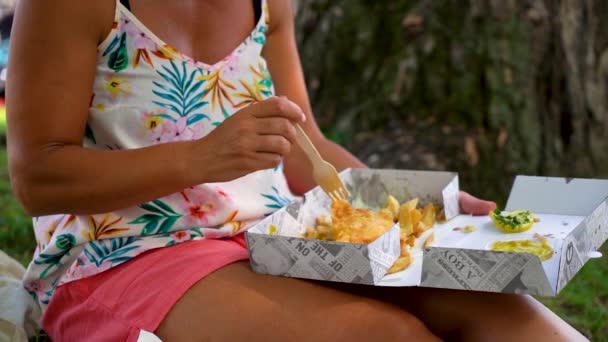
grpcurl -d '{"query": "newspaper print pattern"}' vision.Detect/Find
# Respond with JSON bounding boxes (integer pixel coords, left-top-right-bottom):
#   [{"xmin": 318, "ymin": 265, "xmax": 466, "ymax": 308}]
[
  {"xmin": 247, "ymin": 199, "xmax": 400, "ymax": 284},
  {"xmin": 247, "ymin": 170, "xmax": 608, "ymax": 296},
  {"xmin": 247, "ymin": 225, "xmax": 400, "ymax": 284},
  {"xmin": 557, "ymin": 198, "xmax": 608, "ymax": 292},
  {"xmin": 421, "ymin": 248, "xmax": 553, "ymax": 296}
]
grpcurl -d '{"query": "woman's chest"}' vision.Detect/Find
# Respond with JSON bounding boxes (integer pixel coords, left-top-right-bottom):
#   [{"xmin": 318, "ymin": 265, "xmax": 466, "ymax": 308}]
[{"xmin": 127, "ymin": 0, "xmax": 256, "ymax": 65}]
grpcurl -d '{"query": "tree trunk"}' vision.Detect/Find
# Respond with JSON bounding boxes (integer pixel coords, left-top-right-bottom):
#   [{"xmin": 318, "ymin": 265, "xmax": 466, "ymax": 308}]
[{"xmin": 294, "ymin": 0, "xmax": 608, "ymax": 203}]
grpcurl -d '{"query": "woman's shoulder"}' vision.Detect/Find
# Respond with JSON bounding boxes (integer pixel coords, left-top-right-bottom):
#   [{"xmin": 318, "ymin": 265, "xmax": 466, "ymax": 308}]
[
  {"xmin": 13, "ymin": 0, "xmax": 117, "ymax": 46},
  {"xmin": 266, "ymin": 0, "xmax": 295, "ymax": 35}
]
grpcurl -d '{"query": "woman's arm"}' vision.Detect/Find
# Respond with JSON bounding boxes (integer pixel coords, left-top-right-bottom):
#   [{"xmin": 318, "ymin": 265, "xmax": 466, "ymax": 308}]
[
  {"xmin": 263, "ymin": 0, "xmax": 366, "ymax": 196},
  {"xmin": 6, "ymin": 0, "xmax": 303, "ymax": 216},
  {"xmin": 6, "ymin": 0, "xmax": 205, "ymax": 216}
]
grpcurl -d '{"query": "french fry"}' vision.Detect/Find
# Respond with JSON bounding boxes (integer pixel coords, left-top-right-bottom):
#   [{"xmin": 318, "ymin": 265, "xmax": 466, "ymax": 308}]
[
  {"xmin": 378, "ymin": 208, "xmax": 395, "ymax": 222},
  {"xmin": 414, "ymin": 222, "xmax": 426, "ymax": 237},
  {"xmin": 406, "ymin": 235, "xmax": 416, "ymax": 247},
  {"xmin": 436, "ymin": 208, "xmax": 446, "ymax": 223},
  {"xmin": 387, "ymin": 252, "xmax": 412, "ymax": 274},
  {"xmin": 304, "ymin": 196, "xmax": 441, "ymax": 275},
  {"xmin": 399, "ymin": 203, "xmax": 420, "ymax": 237},
  {"xmin": 385, "ymin": 195, "xmax": 400, "ymax": 221},
  {"xmin": 316, "ymin": 214, "xmax": 331, "ymax": 226},
  {"xmin": 399, "ymin": 210, "xmax": 414, "ymax": 237},
  {"xmin": 421, "ymin": 203, "xmax": 437, "ymax": 227},
  {"xmin": 401, "ymin": 198, "xmax": 419, "ymax": 212},
  {"xmin": 315, "ymin": 224, "xmax": 332, "ymax": 240},
  {"xmin": 424, "ymin": 232, "xmax": 435, "ymax": 247},
  {"xmin": 304, "ymin": 227, "xmax": 318, "ymax": 239}
]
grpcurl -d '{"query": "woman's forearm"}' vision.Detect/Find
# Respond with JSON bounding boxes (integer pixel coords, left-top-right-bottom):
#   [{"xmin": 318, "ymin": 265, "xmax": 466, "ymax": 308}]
[
  {"xmin": 10, "ymin": 141, "xmax": 201, "ymax": 216},
  {"xmin": 320, "ymin": 139, "xmax": 367, "ymax": 172}
]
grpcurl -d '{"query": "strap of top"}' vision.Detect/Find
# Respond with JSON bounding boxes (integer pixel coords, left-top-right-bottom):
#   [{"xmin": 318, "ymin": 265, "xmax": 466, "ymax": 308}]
[
  {"xmin": 120, "ymin": 0, "xmax": 130, "ymax": 11},
  {"xmin": 253, "ymin": 0, "xmax": 262, "ymax": 24},
  {"xmin": 120, "ymin": 0, "xmax": 262, "ymax": 23}
]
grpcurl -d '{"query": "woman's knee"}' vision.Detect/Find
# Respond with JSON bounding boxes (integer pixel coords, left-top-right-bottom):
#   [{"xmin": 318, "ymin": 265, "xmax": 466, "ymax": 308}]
[{"xmin": 328, "ymin": 303, "xmax": 439, "ymax": 341}]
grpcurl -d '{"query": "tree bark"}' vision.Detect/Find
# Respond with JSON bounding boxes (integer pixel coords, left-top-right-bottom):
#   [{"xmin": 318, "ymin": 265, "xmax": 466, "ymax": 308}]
[{"xmin": 294, "ymin": 0, "xmax": 608, "ymax": 203}]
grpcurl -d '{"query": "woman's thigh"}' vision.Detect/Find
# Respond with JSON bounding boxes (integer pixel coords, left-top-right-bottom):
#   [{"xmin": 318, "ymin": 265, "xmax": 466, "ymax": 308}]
[
  {"xmin": 365, "ymin": 286, "xmax": 588, "ymax": 342},
  {"xmin": 156, "ymin": 261, "xmax": 441, "ymax": 342}
]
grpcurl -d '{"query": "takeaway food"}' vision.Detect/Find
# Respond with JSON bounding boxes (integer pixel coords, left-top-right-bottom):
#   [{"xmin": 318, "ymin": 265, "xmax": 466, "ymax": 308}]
[
  {"xmin": 489, "ymin": 208, "xmax": 536, "ymax": 233},
  {"xmin": 490, "ymin": 234, "xmax": 554, "ymax": 261},
  {"xmin": 303, "ymin": 196, "xmax": 440, "ymax": 274}
]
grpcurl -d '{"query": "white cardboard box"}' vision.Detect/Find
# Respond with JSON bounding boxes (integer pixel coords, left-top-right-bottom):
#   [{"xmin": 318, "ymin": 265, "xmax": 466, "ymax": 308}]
[{"xmin": 246, "ymin": 169, "xmax": 608, "ymax": 296}]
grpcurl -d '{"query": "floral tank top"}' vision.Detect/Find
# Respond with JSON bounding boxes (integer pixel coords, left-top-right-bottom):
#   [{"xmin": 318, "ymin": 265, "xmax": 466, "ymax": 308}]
[{"xmin": 22, "ymin": 0, "xmax": 294, "ymax": 312}]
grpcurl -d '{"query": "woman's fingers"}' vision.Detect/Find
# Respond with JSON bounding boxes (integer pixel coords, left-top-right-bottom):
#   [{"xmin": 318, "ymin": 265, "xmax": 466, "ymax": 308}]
[
  {"xmin": 255, "ymin": 135, "xmax": 292, "ymax": 156},
  {"xmin": 459, "ymin": 191, "xmax": 497, "ymax": 216},
  {"xmin": 256, "ymin": 117, "xmax": 297, "ymax": 144},
  {"xmin": 249, "ymin": 96, "xmax": 306, "ymax": 123}
]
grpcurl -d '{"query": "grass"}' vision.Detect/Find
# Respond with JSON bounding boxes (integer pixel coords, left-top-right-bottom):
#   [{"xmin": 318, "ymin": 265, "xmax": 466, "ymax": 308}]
[
  {"xmin": 0, "ymin": 103, "xmax": 36, "ymax": 265},
  {"xmin": 542, "ymin": 251, "xmax": 608, "ymax": 339},
  {"xmin": 0, "ymin": 148, "xmax": 36, "ymax": 266},
  {"xmin": 0, "ymin": 109, "xmax": 606, "ymax": 341}
]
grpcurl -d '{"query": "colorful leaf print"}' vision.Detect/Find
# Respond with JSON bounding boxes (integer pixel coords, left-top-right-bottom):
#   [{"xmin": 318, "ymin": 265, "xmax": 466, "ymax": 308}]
[
  {"xmin": 152, "ymin": 45, "xmax": 178, "ymax": 60},
  {"xmin": 55, "ymin": 234, "xmax": 77, "ymax": 250},
  {"xmin": 190, "ymin": 227, "xmax": 204, "ymax": 239},
  {"xmin": 37, "ymin": 278, "xmax": 58, "ymax": 306},
  {"xmin": 233, "ymin": 63, "xmax": 274, "ymax": 108},
  {"xmin": 33, "ymin": 234, "xmax": 76, "ymax": 278},
  {"xmin": 261, "ymin": 186, "xmax": 293, "ymax": 213},
  {"xmin": 62, "ymin": 215, "xmax": 77, "ymax": 229},
  {"xmin": 129, "ymin": 200, "xmax": 182, "ymax": 235},
  {"xmin": 134, "ymin": 49, "xmax": 154, "ymax": 68},
  {"xmin": 106, "ymin": 32, "xmax": 129, "ymax": 72},
  {"xmin": 44, "ymin": 219, "xmax": 61, "ymax": 243},
  {"xmin": 252, "ymin": 25, "xmax": 267, "ymax": 45},
  {"xmin": 165, "ymin": 230, "xmax": 191, "ymax": 247},
  {"xmin": 82, "ymin": 214, "xmax": 129, "ymax": 241},
  {"xmin": 102, "ymin": 32, "xmax": 121, "ymax": 57},
  {"xmin": 229, "ymin": 221, "xmax": 244, "ymax": 233},
  {"xmin": 24, "ymin": 276, "xmax": 61, "ymax": 305},
  {"xmin": 178, "ymin": 190, "xmax": 219, "ymax": 228},
  {"xmin": 198, "ymin": 68, "xmax": 237, "ymax": 114},
  {"xmin": 102, "ymin": 75, "xmax": 132, "ymax": 99},
  {"xmin": 153, "ymin": 60, "xmax": 210, "ymax": 122},
  {"xmin": 83, "ymin": 236, "xmax": 141, "ymax": 267}
]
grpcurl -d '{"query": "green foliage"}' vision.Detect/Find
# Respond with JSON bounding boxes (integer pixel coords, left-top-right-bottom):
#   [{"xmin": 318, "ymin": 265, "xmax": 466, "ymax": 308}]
[{"xmin": 0, "ymin": 148, "xmax": 35, "ymax": 266}]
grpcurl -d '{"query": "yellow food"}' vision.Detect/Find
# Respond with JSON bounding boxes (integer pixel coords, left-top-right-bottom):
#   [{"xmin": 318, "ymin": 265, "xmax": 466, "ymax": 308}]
[
  {"xmin": 387, "ymin": 251, "xmax": 412, "ymax": 274},
  {"xmin": 303, "ymin": 195, "xmax": 440, "ymax": 275},
  {"xmin": 463, "ymin": 225, "xmax": 476, "ymax": 233},
  {"xmin": 330, "ymin": 200, "xmax": 395, "ymax": 243},
  {"xmin": 490, "ymin": 209, "xmax": 536, "ymax": 233},
  {"xmin": 490, "ymin": 236, "xmax": 554, "ymax": 261},
  {"xmin": 385, "ymin": 195, "xmax": 400, "ymax": 221},
  {"xmin": 268, "ymin": 224, "xmax": 278, "ymax": 235},
  {"xmin": 423, "ymin": 233, "xmax": 435, "ymax": 247}
]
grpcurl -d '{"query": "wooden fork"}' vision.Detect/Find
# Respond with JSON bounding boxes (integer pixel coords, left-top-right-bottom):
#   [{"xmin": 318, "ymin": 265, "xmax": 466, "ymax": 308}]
[{"xmin": 293, "ymin": 124, "xmax": 351, "ymax": 202}]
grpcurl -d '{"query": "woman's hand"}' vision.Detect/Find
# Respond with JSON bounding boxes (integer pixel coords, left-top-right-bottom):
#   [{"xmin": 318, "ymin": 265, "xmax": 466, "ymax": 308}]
[
  {"xmin": 459, "ymin": 191, "xmax": 496, "ymax": 216},
  {"xmin": 190, "ymin": 96, "xmax": 306, "ymax": 183}
]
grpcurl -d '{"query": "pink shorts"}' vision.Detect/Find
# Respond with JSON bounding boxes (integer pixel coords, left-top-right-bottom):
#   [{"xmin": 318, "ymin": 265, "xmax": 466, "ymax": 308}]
[{"xmin": 42, "ymin": 235, "xmax": 249, "ymax": 342}]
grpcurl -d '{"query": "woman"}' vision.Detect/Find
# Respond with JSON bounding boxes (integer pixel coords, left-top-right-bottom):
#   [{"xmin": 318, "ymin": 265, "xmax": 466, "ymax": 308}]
[{"xmin": 6, "ymin": 0, "xmax": 587, "ymax": 341}]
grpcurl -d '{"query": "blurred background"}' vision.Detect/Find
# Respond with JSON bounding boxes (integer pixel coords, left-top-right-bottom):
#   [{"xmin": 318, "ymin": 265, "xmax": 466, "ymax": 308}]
[{"xmin": 1, "ymin": 0, "xmax": 607, "ymax": 340}]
